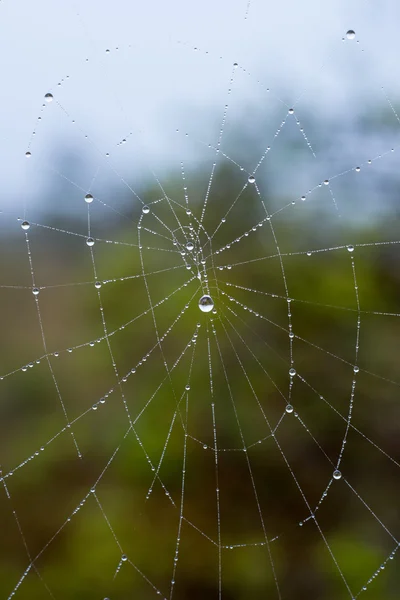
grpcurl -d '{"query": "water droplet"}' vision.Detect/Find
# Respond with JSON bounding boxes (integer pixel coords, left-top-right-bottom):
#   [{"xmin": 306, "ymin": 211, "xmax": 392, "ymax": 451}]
[
  {"xmin": 289, "ymin": 332, "xmax": 294, "ymax": 339},
  {"xmin": 346, "ymin": 30, "xmax": 356, "ymax": 40},
  {"xmin": 44, "ymin": 93, "xmax": 53, "ymax": 103},
  {"xmin": 25, "ymin": 151, "xmax": 32, "ymax": 158},
  {"xmin": 347, "ymin": 245, "xmax": 354, "ymax": 253},
  {"xmin": 289, "ymin": 368, "xmax": 296, "ymax": 377},
  {"xmin": 32, "ymin": 287, "xmax": 40, "ymax": 296},
  {"xmin": 186, "ymin": 241, "xmax": 194, "ymax": 251},
  {"xmin": 301, "ymin": 195, "xmax": 306, "ymax": 201},
  {"xmin": 248, "ymin": 175, "xmax": 256, "ymax": 184},
  {"xmin": 95, "ymin": 281, "xmax": 102, "ymax": 289},
  {"xmin": 286, "ymin": 404, "xmax": 294, "ymax": 414},
  {"xmin": 121, "ymin": 554, "xmax": 128, "ymax": 561},
  {"xmin": 355, "ymin": 166, "xmax": 361, "ymax": 172},
  {"xmin": 142, "ymin": 205, "xmax": 150, "ymax": 214},
  {"xmin": 353, "ymin": 366, "xmax": 359, "ymax": 374},
  {"xmin": 288, "ymin": 108, "xmax": 294, "ymax": 115},
  {"xmin": 306, "ymin": 251, "xmax": 312, "ymax": 256},
  {"xmin": 21, "ymin": 221, "xmax": 30, "ymax": 230},
  {"xmin": 324, "ymin": 179, "xmax": 329, "ymax": 185},
  {"xmin": 199, "ymin": 295, "xmax": 214, "ymax": 313},
  {"xmin": 86, "ymin": 237, "xmax": 95, "ymax": 247},
  {"xmin": 233, "ymin": 62, "xmax": 238, "ymax": 68},
  {"xmin": 185, "ymin": 384, "xmax": 190, "ymax": 391},
  {"xmin": 85, "ymin": 193, "xmax": 93, "ymax": 204},
  {"xmin": 333, "ymin": 469, "xmax": 342, "ymax": 480}
]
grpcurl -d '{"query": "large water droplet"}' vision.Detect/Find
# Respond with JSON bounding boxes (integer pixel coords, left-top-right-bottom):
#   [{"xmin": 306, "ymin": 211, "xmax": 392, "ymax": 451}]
[
  {"xmin": 286, "ymin": 404, "xmax": 294, "ymax": 414},
  {"xmin": 186, "ymin": 241, "xmax": 194, "ymax": 251},
  {"xmin": 21, "ymin": 221, "xmax": 30, "ymax": 230},
  {"xmin": 347, "ymin": 245, "xmax": 354, "ymax": 253},
  {"xmin": 346, "ymin": 30, "xmax": 355, "ymax": 40},
  {"xmin": 44, "ymin": 93, "xmax": 53, "ymax": 103},
  {"xmin": 86, "ymin": 237, "xmax": 95, "ymax": 247},
  {"xmin": 333, "ymin": 469, "xmax": 342, "ymax": 480},
  {"xmin": 32, "ymin": 287, "xmax": 40, "ymax": 296},
  {"xmin": 198, "ymin": 295, "xmax": 214, "ymax": 313},
  {"xmin": 289, "ymin": 368, "xmax": 296, "ymax": 377},
  {"xmin": 142, "ymin": 205, "xmax": 150, "ymax": 214},
  {"xmin": 248, "ymin": 175, "xmax": 256, "ymax": 184},
  {"xmin": 85, "ymin": 193, "xmax": 93, "ymax": 204}
]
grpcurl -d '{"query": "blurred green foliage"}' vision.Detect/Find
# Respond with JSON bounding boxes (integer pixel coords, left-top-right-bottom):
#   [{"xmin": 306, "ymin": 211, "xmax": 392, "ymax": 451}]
[{"xmin": 0, "ymin": 158, "xmax": 399, "ymax": 600}]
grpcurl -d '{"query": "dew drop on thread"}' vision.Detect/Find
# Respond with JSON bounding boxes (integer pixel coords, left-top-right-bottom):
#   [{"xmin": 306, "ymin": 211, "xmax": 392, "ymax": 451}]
[{"xmin": 198, "ymin": 295, "xmax": 214, "ymax": 313}]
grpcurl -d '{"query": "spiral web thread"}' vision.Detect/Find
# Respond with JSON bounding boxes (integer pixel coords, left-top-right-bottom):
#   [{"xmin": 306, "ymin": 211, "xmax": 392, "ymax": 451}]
[{"xmin": 1, "ymin": 3, "xmax": 400, "ymax": 599}]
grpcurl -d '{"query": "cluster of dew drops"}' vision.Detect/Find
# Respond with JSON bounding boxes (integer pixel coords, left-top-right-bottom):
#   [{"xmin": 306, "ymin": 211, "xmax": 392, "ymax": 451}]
[
  {"xmin": 6, "ymin": 29, "xmax": 390, "ymax": 600},
  {"xmin": 22, "ymin": 26, "xmax": 356, "ymax": 162},
  {"xmin": 19, "ymin": 31, "xmax": 364, "ymax": 482}
]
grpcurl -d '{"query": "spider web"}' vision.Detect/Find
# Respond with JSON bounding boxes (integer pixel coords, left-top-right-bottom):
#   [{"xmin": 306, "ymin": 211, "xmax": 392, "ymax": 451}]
[{"xmin": 1, "ymin": 1, "xmax": 400, "ymax": 599}]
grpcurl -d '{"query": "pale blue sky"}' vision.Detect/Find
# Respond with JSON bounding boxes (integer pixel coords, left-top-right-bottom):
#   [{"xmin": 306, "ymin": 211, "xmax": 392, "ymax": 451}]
[{"xmin": 0, "ymin": 0, "xmax": 398, "ymax": 214}]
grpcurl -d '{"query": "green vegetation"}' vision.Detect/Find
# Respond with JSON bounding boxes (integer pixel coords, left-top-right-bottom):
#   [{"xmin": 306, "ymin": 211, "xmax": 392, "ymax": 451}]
[{"xmin": 0, "ymin": 158, "xmax": 399, "ymax": 600}]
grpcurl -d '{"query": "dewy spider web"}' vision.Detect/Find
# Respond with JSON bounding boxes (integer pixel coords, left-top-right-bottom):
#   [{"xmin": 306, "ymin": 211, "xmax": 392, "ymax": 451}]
[{"xmin": 1, "ymin": 1, "xmax": 400, "ymax": 599}]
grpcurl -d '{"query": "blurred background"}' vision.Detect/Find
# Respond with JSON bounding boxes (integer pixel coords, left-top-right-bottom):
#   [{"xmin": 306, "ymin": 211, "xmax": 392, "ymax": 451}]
[{"xmin": 0, "ymin": 0, "xmax": 400, "ymax": 598}]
